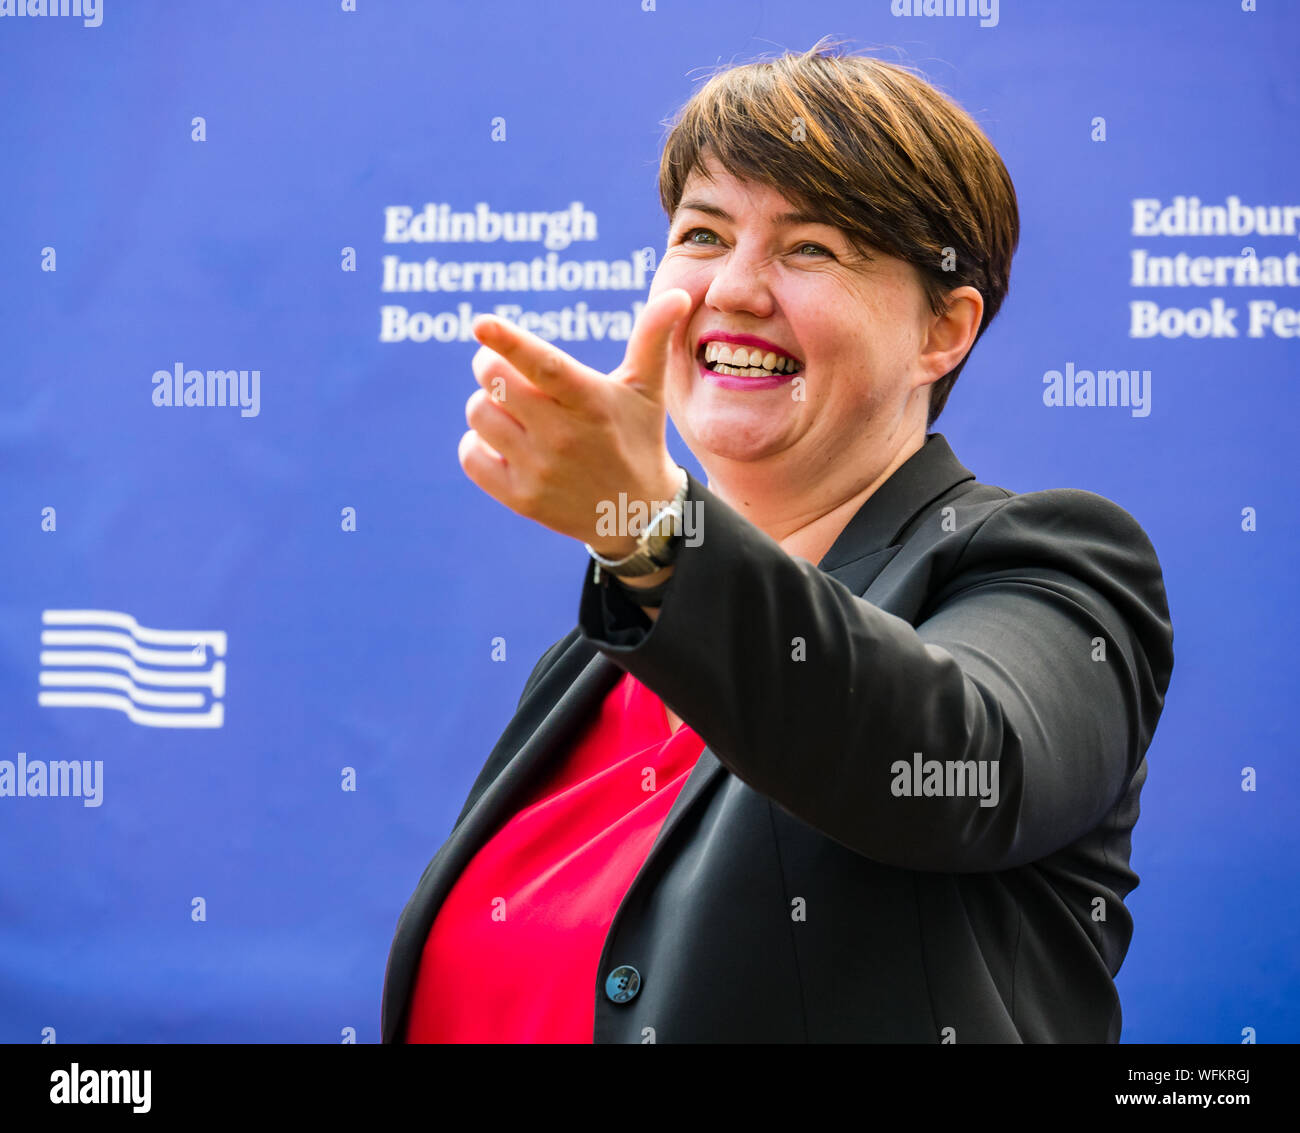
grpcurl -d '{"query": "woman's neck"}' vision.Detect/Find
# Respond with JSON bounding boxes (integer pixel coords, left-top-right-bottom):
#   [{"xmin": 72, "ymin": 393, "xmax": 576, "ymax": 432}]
[{"xmin": 702, "ymin": 428, "xmax": 927, "ymax": 566}]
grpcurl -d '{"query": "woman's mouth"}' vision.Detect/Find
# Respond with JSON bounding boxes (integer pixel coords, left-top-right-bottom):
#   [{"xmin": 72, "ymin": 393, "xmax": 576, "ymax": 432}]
[{"xmin": 696, "ymin": 341, "xmax": 802, "ymax": 391}]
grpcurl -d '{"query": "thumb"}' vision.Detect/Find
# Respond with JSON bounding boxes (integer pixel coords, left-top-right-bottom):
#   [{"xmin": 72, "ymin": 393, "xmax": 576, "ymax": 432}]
[{"xmin": 617, "ymin": 288, "xmax": 691, "ymax": 398}]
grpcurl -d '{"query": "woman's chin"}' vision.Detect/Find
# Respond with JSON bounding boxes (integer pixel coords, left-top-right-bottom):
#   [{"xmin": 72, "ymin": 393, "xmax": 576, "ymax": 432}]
[{"xmin": 679, "ymin": 407, "xmax": 795, "ymax": 464}]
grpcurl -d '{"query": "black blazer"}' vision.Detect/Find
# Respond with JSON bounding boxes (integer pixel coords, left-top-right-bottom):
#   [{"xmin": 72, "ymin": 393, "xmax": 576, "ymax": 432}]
[{"xmin": 382, "ymin": 432, "xmax": 1175, "ymax": 1043}]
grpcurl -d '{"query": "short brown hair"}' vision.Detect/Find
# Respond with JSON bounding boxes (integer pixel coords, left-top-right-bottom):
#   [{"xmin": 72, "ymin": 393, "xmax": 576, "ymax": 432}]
[{"xmin": 657, "ymin": 38, "xmax": 1019, "ymax": 426}]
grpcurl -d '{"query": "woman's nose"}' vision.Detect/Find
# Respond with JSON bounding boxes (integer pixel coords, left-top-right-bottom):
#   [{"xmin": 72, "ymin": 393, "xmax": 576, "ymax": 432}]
[{"xmin": 703, "ymin": 244, "xmax": 776, "ymax": 317}]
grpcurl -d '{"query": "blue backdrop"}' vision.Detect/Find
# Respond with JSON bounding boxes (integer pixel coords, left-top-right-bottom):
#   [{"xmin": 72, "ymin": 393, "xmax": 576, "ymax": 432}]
[{"xmin": 1, "ymin": 0, "xmax": 1296, "ymax": 1043}]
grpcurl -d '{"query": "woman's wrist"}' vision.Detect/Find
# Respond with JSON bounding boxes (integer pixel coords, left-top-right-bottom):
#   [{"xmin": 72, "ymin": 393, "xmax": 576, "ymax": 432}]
[
  {"xmin": 616, "ymin": 564, "xmax": 675, "ymax": 589},
  {"xmin": 585, "ymin": 463, "xmax": 688, "ymax": 579}
]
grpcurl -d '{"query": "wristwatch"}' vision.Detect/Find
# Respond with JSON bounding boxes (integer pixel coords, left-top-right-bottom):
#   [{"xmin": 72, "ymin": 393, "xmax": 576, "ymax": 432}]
[{"xmin": 585, "ymin": 467, "xmax": 689, "ymax": 581}]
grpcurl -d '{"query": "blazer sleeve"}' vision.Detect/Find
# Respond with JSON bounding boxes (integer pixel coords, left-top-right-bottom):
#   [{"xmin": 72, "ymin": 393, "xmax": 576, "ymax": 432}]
[{"xmin": 577, "ymin": 473, "xmax": 1175, "ymax": 873}]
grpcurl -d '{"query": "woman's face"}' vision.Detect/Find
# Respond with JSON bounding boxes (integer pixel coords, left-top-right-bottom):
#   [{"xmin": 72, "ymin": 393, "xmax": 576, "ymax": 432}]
[{"xmin": 651, "ymin": 156, "xmax": 940, "ymax": 474}]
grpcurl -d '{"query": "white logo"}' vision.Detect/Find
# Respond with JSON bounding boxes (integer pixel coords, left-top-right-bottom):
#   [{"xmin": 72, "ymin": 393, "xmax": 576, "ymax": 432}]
[{"xmin": 38, "ymin": 609, "xmax": 226, "ymax": 728}]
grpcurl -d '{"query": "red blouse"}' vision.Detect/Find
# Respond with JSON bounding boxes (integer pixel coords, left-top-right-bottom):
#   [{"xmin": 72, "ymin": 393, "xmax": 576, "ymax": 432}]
[{"xmin": 403, "ymin": 670, "xmax": 705, "ymax": 1043}]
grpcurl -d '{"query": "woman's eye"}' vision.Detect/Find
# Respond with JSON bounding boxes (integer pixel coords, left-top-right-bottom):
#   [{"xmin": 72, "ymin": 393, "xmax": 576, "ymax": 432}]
[{"xmin": 676, "ymin": 229, "xmax": 832, "ymax": 257}]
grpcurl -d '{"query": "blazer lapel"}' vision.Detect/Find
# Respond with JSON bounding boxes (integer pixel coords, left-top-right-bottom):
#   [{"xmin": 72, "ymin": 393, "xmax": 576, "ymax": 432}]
[
  {"xmin": 382, "ymin": 643, "xmax": 618, "ymax": 1041},
  {"xmin": 816, "ymin": 431, "xmax": 976, "ymax": 569}
]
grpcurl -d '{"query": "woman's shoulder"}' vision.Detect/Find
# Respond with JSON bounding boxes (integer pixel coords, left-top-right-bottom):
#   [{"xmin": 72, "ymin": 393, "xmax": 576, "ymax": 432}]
[
  {"xmin": 949, "ymin": 481, "xmax": 1165, "ymax": 565},
  {"xmin": 919, "ymin": 479, "xmax": 1174, "ymax": 671}
]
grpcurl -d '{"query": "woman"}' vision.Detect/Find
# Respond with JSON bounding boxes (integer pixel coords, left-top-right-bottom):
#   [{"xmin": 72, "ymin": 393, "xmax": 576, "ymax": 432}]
[{"xmin": 382, "ymin": 40, "xmax": 1175, "ymax": 1043}]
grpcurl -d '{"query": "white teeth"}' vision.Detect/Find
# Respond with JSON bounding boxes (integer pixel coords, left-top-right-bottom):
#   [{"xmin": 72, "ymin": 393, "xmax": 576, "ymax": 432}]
[
  {"xmin": 702, "ymin": 341, "xmax": 799, "ymax": 374},
  {"xmin": 710, "ymin": 363, "xmax": 784, "ymax": 377}
]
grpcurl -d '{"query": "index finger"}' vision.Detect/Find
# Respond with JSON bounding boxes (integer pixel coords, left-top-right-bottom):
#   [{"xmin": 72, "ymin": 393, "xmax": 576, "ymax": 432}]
[{"xmin": 471, "ymin": 314, "xmax": 589, "ymax": 406}]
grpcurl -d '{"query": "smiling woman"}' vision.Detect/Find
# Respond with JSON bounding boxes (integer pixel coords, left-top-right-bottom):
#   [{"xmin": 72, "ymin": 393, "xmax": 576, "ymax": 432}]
[
  {"xmin": 651, "ymin": 45, "xmax": 1016, "ymax": 526},
  {"xmin": 382, "ymin": 36, "xmax": 1174, "ymax": 1045}
]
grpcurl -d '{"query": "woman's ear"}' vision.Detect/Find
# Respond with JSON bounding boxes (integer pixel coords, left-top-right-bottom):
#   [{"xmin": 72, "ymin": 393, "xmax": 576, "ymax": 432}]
[{"xmin": 920, "ymin": 285, "xmax": 984, "ymax": 382}]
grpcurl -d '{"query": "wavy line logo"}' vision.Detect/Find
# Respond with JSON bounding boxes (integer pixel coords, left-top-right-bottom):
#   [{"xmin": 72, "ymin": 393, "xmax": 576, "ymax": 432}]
[{"xmin": 38, "ymin": 610, "xmax": 225, "ymax": 728}]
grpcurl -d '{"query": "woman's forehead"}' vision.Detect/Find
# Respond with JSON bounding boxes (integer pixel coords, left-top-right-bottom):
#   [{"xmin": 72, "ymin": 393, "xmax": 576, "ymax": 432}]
[{"xmin": 676, "ymin": 169, "xmax": 834, "ymax": 227}]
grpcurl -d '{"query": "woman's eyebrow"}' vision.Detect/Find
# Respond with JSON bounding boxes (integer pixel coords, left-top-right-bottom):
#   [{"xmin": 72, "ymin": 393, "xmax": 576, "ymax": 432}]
[{"xmin": 675, "ymin": 198, "xmax": 838, "ymax": 228}]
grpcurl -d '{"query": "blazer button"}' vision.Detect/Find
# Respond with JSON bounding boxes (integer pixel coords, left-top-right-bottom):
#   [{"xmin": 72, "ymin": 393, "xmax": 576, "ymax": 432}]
[{"xmin": 604, "ymin": 965, "xmax": 641, "ymax": 1004}]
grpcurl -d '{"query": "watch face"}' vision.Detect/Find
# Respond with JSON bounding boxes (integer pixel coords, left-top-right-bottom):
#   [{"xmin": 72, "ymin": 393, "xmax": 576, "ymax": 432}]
[
  {"xmin": 608, "ymin": 494, "xmax": 686, "ymax": 576},
  {"xmin": 648, "ymin": 531, "xmax": 683, "ymax": 567},
  {"xmin": 615, "ymin": 554, "xmax": 660, "ymax": 577}
]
